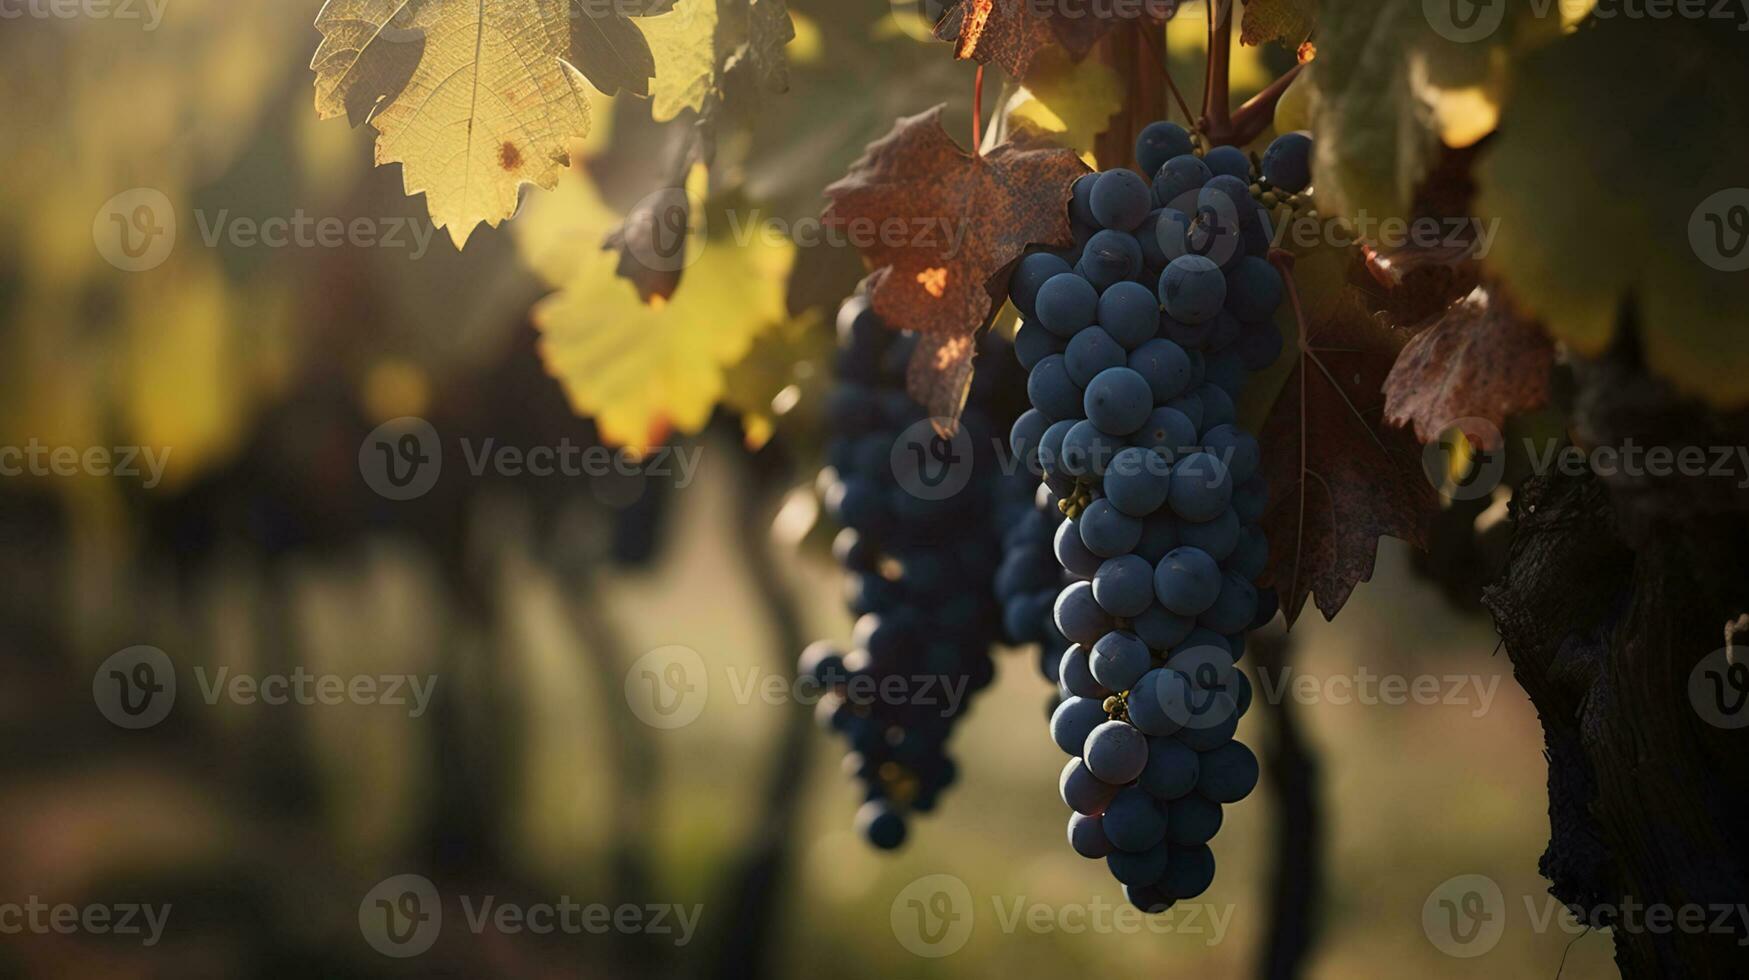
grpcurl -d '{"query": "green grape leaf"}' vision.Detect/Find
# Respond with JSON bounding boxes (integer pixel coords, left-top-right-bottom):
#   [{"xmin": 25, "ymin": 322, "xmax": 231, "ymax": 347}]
[{"xmin": 1475, "ymin": 18, "xmax": 1749, "ymax": 408}]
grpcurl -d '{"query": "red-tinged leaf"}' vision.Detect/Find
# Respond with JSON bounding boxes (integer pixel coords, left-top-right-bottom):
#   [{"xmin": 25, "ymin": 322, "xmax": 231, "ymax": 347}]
[
  {"xmin": 936, "ymin": 0, "xmax": 1058, "ymax": 79},
  {"xmin": 822, "ymin": 106, "xmax": 1085, "ymax": 419},
  {"xmin": 1383, "ymin": 285, "xmax": 1554, "ymax": 451},
  {"xmin": 1260, "ymin": 285, "xmax": 1440, "ymax": 627},
  {"xmin": 934, "ymin": 0, "xmax": 1173, "ymax": 78}
]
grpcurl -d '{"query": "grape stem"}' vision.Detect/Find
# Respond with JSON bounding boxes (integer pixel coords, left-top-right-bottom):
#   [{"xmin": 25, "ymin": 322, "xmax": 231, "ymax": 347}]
[
  {"xmin": 972, "ymin": 64, "xmax": 986, "ymax": 151},
  {"xmin": 1225, "ymin": 62, "xmax": 1305, "ymax": 145},
  {"xmin": 1201, "ymin": 0, "xmax": 1233, "ymax": 135}
]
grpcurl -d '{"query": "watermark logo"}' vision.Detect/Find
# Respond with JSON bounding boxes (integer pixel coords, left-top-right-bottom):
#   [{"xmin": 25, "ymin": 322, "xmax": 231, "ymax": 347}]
[
  {"xmin": 1690, "ymin": 647, "xmax": 1749, "ymax": 729},
  {"xmin": 891, "ymin": 874, "xmax": 974, "ymax": 957},
  {"xmin": 1423, "ymin": 874, "xmax": 1506, "ymax": 957},
  {"xmin": 1424, "ymin": 0, "xmax": 1506, "ymax": 41},
  {"xmin": 1690, "ymin": 188, "xmax": 1749, "ymax": 272},
  {"xmin": 359, "ymin": 874, "xmax": 442, "ymax": 958},
  {"xmin": 93, "ymin": 645, "xmax": 176, "ymax": 729},
  {"xmin": 625, "ymin": 645, "xmax": 709, "ymax": 729},
  {"xmin": 93, "ymin": 188, "xmax": 175, "ymax": 272},
  {"xmin": 359, "ymin": 417, "xmax": 442, "ymax": 501},
  {"xmin": 890, "ymin": 418, "xmax": 975, "ymax": 501},
  {"xmin": 1422, "ymin": 418, "xmax": 1507, "ymax": 501}
]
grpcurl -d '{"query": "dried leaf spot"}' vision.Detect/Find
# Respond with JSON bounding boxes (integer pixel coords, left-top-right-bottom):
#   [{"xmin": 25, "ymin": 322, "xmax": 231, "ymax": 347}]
[
  {"xmin": 957, "ymin": 0, "xmax": 994, "ymax": 61},
  {"xmin": 499, "ymin": 142, "xmax": 523, "ymax": 171},
  {"xmin": 917, "ymin": 267, "xmax": 949, "ymax": 298}
]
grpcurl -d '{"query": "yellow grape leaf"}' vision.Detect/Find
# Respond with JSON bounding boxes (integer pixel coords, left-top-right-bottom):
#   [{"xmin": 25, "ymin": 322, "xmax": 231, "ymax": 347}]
[
  {"xmin": 536, "ymin": 238, "xmax": 793, "ymax": 452},
  {"xmin": 311, "ymin": 0, "xmax": 659, "ymax": 247},
  {"xmin": 1476, "ymin": 19, "xmax": 1749, "ymax": 407},
  {"xmin": 641, "ymin": 0, "xmax": 720, "ymax": 121},
  {"xmin": 720, "ymin": 308, "xmax": 830, "ymax": 450},
  {"xmin": 511, "ymin": 165, "xmax": 625, "ymax": 289},
  {"xmin": 1005, "ymin": 46, "xmax": 1123, "ymax": 164}
]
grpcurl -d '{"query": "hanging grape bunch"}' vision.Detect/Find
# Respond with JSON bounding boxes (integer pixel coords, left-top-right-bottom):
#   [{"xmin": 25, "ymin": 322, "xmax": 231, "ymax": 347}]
[
  {"xmin": 800, "ymin": 293, "xmax": 1032, "ymax": 850},
  {"xmin": 1006, "ymin": 122, "xmax": 1309, "ymax": 913}
]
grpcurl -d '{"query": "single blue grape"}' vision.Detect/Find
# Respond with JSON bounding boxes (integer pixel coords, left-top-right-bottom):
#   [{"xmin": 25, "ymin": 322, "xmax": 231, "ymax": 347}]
[
  {"xmin": 1125, "ymin": 884, "xmax": 1174, "ymax": 914},
  {"xmin": 1060, "ymin": 756, "xmax": 1120, "ymax": 815},
  {"xmin": 1103, "ymin": 447, "xmax": 1170, "ymax": 517},
  {"xmin": 1079, "ymin": 499, "xmax": 1144, "ymax": 558},
  {"xmin": 856, "ymin": 800, "xmax": 907, "ymax": 850},
  {"xmin": 1168, "ymin": 451, "xmax": 1233, "ymax": 522},
  {"xmin": 1054, "ymin": 518, "xmax": 1104, "ymax": 578},
  {"xmin": 1036, "ymin": 273, "xmax": 1099, "ymax": 338},
  {"xmin": 1084, "ymin": 367, "xmax": 1154, "ymax": 435},
  {"xmin": 1054, "ymin": 580, "xmax": 1115, "ymax": 644},
  {"xmin": 1139, "ymin": 735, "xmax": 1200, "ymax": 799},
  {"xmin": 1012, "ymin": 251, "xmax": 1072, "ymax": 317},
  {"xmin": 1090, "ymin": 630, "xmax": 1152, "ymax": 690},
  {"xmin": 1196, "ymin": 740, "xmax": 1259, "ymax": 803},
  {"xmin": 1035, "ymin": 420, "xmax": 1074, "ymax": 482},
  {"xmin": 1062, "ymin": 420, "xmax": 1123, "ymax": 477},
  {"xmin": 1060, "ymin": 644, "xmax": 1112, "ymax": 699},
  {"xmin": 1103, "ymin": 786, "xmax": 1169, "ymax": 852},
  {"xmin": 1127, "ymin": 667, "xmax": 1191, "ymax": 736},
  {"xmin": 1202, "ymin": 145, "xmax": 1251, "ymax": 180},
  {"xmin": 1068, "ymin": 811, "xmax": 1114, "ymax": 859},
  {"xmin": 1136, "ymin": 122, "xmax": 1194, "ymax": 179},
  {"xmin": 1201, "ymin": 424, "xmax": 1260, "ymax": 484},
  {"xmin": 1070, "ymin": 172, "xmax": 1099, "ymax": 228},
  {"xmin": 1179, "ymin": 507, "xmax": 1240, "ymax": 561},
  {"xmin": 1261, "ymin": 131, "xmax": 1313, "ymax": 193},
  {"xmin": 1135, "ymin": 511, "xmax": 1180, "ymax": 563},
  {"xmin": 1160, "ymin": 255, "xmax": 1227, "ymax": 324},
  {"xmin": 1127, "ymin": 338, "xmax": 1194, "ymax": 402},
  {"xmin": 1164, "ymin": 793, "xmax": 1223, "ymax": 845},
  {"xmin": 1051, "ymin": 695, "xmax": 1110, "ymax": 755},
  {"xmin": 1177, "ymin": 693, "xmax": 1239, "ymax": 750},
  {"xmin": 1160, "ymin": 844, "xmax": 1216, "ymax": 899},
  {"xmin": 1154, "ymin": 545, "xmax": 1222, "ymax": 615},
  {"xmin": 1188, "ymin": 205, "xmax": 1245, "ymax": 269},
  {"xmin": 1015, "ymin": 318, "xmax": 1065, "ymax": 371},
  {"xmin": 1080, "ymin": 230, "xmax": 1144, "ymax": 290},
  {"xmin": 1198, "ymin": 174, "xmax": 1252, "ymax": 218},
  {"xmin": 1027, "ymin": 353, "xmax": 1082, "ymax": 421},
  {"xmin": 1196, "ymin": 383, "xmax": 1237, "ymax": 430},
  {"xmin": 1225, "ymin": 255, "xmax": 1284, "ymax": 322},
  {"xmin": 1090, "ymin": 169, "xmax": 1153, "ymax": 231},
  {"xmin": 1199, "ymin": 573, "xmax": 1258, "ymax": 634},
  {"xmin": 1009, "ymin": 408, "xmax": 1048, "ymax": 470},
  {"xmin": 1133, "ymin": 604, "xmax": 1193, "ymax": 651},
  {"xmin": 1097, "ymin": 281, "xmax": 1161, "ymax": 349},
  {"xmin": 1093, "ymin": 555, "xmax": 1156, "ymax": 618},
  {"xmin": 1106, "ymin": 840, "xmax": 1169, "ymax": 886},
  {"xmin": 1152, "ymin": 154, "xmax": 1210, "ymax": 211},
  {"xmin": 1085, "ymin": 719, "xmax": 1149, "ymax": 783},
  {"xmin": 1132, "ymin": 405, "xmax": 1197, "ymax": 458},
  {"xmin": 1064, "ymin": 326, "xmax": 1126, "ymax": 386},
  {"xmin": 1232, "ymin": 474, "xmax": 1268, "ymax": 524}
]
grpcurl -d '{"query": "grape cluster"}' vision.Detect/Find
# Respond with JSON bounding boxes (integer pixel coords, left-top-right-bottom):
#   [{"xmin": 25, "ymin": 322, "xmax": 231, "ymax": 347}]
[
  {"xmin": 994, "ymin": 475, "xmax": 1074, "ymax": 707},
  {"xmin": 1006, "ymin": 123, "xmax": 1305, "ymax": 913},
  {"xmin": 801, "ymin": 294, "xmax": 1029, "ymax": 850}
]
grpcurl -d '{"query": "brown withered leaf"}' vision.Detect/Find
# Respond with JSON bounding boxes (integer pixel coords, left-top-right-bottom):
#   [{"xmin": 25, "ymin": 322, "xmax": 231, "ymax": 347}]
[
  {"xmin": 934, "ymin": 0, "xmax": 1172, "ymax": 78},
  {"xmin": 935, "ymin": 0, "xmax": 1058, "ymax": 79},
  {"xmin": 1383, "ymin": 285, "xmax": 1553, "ymax": 450},
  {"xmin": 822, "ymin": 105, "xmax": 1085, "ymax": 419},
  {"xmin": 1260, "ymin": 286, "xmax": 1439, "ymax": 627}
]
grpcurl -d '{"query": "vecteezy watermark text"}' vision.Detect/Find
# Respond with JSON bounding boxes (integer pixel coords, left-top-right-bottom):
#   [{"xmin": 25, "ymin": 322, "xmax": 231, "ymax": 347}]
[
  {"xmin": 358, "ymin": 874, "xmax": 700, "ymax": 958},
  {"xmin": 0, "ymin": 898, "xmax": 171, "ymax": 947},
  {"xmin": 0, "ymin": 440, "xmax": 172, "ymax": 488},
  {"xmin": 0, "ymin": 0, "xmax": 167, "ymax": 29}
]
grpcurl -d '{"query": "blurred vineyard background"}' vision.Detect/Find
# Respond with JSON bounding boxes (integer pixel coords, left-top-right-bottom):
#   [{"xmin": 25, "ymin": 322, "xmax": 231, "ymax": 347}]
[{"xmin": 0, "ymin": 1, "xmax": 1614, "ymax": 977}]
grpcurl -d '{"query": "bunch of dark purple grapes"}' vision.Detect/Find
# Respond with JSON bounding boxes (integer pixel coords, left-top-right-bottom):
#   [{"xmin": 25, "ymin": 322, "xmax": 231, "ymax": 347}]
[
  {"xmin": 1004, "ymin": 122, "xmax": 1309, "ymax": 912},
  {"xmin": 801, "ymin": 293, "xmax": 1032, "ymax": 850}
]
